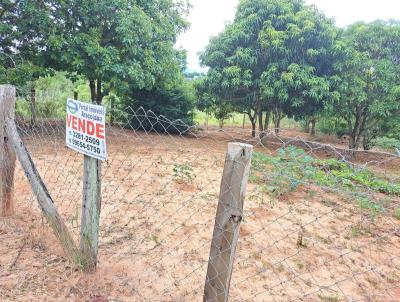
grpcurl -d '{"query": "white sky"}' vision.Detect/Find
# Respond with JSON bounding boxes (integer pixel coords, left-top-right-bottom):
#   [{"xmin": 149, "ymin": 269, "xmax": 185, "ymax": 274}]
[{"xmin": 176, "ymin": 0, "xmax": 400, "ymax": 71}]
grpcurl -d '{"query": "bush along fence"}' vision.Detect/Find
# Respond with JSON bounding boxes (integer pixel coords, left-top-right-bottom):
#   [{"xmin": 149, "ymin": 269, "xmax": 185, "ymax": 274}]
[{"xmin": 1, "ymin": 83, "xmax": 400, "ymax": 301}]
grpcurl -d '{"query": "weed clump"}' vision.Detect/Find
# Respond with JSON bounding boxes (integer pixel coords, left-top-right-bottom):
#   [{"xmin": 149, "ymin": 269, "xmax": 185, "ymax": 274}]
[{"xmin": 251, "ymin": 146, "xmax": 400, "ymax": 216}]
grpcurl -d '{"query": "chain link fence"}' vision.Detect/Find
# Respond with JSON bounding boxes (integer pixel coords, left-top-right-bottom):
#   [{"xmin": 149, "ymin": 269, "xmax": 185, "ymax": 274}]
[{"xmin": 0, "ymin": 88, "xmax": 399, "ymax": 301}]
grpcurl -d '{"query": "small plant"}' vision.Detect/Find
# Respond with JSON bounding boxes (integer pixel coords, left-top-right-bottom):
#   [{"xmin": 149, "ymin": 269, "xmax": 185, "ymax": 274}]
[
  {"xmin": 357, "ymin": 197, "xmax": 385, "ymax": 218},
  {"xmin": 296, "ymin": 261, "xmax": 305, "ymax": 270},
  {"xmin": 394, "ymin": 208, "xmax": 400, "ymax": 220},
  {"xmin": 173, "ymin": 163, "xmax": 194, "ymax": 183},
  {"xmin": 349, "ymin": 226, "xmax": 360, "ymax": 238},
  {"xmin": 250, "ymin": 147, "xmax": 400, "ymax": 217},
  {"xmin": 150, "ymin": 234, "xmax": 161, "ymax": 246},
  {"xmin": 318, "ymin": 295, "xmax": 339, "ymax": 302}
]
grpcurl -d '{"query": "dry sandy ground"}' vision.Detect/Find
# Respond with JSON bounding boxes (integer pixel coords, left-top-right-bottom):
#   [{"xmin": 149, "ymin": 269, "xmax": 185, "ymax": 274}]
[{"xmin": 0, "ymin": 125, "xmax": 399, "ymax": 301}]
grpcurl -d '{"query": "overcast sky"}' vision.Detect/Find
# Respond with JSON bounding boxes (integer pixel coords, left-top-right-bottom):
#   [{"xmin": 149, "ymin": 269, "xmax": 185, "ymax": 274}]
[{"xmin": 175, "ymin": 0, "xmax": 400, "ymax": 71}]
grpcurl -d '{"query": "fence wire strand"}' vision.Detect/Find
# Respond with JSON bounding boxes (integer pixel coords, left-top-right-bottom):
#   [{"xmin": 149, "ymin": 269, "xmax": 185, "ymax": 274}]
[{"xmin": 0, "ymin": 92, "xmax": 399, "ymax": 302}]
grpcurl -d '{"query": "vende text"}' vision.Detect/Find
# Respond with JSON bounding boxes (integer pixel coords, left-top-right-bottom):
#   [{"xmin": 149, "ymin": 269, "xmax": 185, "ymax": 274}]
[{"xmin": 67, "ymin": 114, "xmax": 105, "ymax": 139}]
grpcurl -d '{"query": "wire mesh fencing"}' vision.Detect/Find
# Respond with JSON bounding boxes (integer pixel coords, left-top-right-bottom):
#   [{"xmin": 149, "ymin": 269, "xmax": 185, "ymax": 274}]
[{"xmin": 1, "ymin": 91, "xmax": 400, "ymax": 302}]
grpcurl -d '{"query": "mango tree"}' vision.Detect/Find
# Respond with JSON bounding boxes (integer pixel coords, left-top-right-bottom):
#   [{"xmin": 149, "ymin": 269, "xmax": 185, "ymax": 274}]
[
  {"xmin": 199, "ymin": 0, "xmax": 337, "ymax": 137},
  {"xmin": 333, "ymin": 21, "xmax": 400, "ymax": 150}
]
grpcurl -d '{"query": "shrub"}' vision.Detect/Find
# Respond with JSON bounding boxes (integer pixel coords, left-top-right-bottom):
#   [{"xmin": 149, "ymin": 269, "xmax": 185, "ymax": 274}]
[
  {"xmin": 317, "ymin": 116, "xmax": 349, "ymax": 137},
  {"xmin": 123, "ymin": 82, "xmax": 195, "ymax": 134},
  {"xmin": 372, "ymin": 137, "xmax": 400, "ymax": 152},
  {"xmin": 173, "ymin": 164, "xmax": 194, "ymax": 183}
]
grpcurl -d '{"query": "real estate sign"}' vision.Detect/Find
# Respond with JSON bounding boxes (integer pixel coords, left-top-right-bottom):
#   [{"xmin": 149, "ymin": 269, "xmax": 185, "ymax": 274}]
[{"xmin": 66, "ymin": 99, "xmax": 107, "ymax": 161}]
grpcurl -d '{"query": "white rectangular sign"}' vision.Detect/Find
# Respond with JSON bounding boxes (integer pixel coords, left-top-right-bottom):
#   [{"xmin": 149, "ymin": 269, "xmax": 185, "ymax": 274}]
[{"xmin": 66, "ymin": 99, "xmax": 107, "ymax": 161}]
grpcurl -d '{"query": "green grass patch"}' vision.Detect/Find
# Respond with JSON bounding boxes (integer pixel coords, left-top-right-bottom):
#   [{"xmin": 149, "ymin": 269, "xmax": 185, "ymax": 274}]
[
  {"xmin": 251, "ymin": 146, "xmax": 400, "ymax": 216},
  {"xmin": 193, "ymin": 110, "xmax": 299, "ymax": 129}
]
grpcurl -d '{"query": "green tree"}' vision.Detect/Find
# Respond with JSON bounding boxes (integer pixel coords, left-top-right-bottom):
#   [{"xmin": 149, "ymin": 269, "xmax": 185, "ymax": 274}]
[
  {"xmin": 117, "ymin": 46, "xmax": 195, "ymax": 132},
  {"xmin": 333, "ymin": 21, "xmax": 400, "ymax": 150},
  {"xmin": 200, "ymin": 0, "xmax": 337, "ymax": 137},
  {"xmin": 1, "ymin": 0, "xmax": 54, "ymax": 125},
  {"xmin": 0, "ymin": 1, "xmax": 50, "ymax": 86},
  {"xmin": 195, "ymin": 77, "xmax": 233, "ymax": 128},
  {"xmin": 40, "ymin": 0, "xmax": 189, "ymax": 104}
]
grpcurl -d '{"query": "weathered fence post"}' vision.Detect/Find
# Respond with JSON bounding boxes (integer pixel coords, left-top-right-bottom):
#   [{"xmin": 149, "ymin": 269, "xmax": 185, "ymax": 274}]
[
  {"xmin": 204, "ymin": 142, "xmax": 253, "ymax": 302},
  {"xmin": 0, "ymin": 85, "xmax": 16, "ymax": 216},
  {"xmin": 80, "ymin": 155, "xmax": 101, "ymax": 272},
  {"xmin": 4, "ymin": 104, "xmax": 81, "ymax": 265},
  {"xmin": 30, "ymin": 88, "xmax": 36, "ymax": 126}
]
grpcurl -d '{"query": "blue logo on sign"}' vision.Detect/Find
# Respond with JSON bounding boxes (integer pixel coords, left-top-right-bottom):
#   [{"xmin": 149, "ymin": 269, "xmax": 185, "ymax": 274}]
[{"xmin": 67, "ymin": 100, "xmax": 79, "ymax": 114}]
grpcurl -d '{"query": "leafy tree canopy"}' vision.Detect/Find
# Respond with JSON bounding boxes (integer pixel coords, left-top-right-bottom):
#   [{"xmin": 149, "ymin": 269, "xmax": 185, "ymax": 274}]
[
  {"xmin": 41, "ymin": 0, "xmax": 189, "ymax": 103},
  {"xmin": 199, "ymin": 0, "xmax": 338, "ymax": 136},
  {"xmin": 332, "ymin": 21, "xmax": 400, "ymax": 149},
  {"xmin": 0, "ymin": 0, "xmax": 50, "ymax": 87}
]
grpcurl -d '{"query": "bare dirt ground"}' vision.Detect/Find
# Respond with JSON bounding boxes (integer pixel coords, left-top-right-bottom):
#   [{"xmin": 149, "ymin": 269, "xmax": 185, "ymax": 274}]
[{"xmin": 1, "ymin": 125, "xmax": 399, "ymax": 302}]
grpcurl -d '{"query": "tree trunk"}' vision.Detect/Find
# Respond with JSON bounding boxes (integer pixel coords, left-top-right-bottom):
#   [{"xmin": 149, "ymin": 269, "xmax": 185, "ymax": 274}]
[
  {"xmin": 258, "ymin": 111, "xmax": 263, "ymax": 131},
  {"xmin": 248, "ymin": 112, "xmax": 257, "ymax": 138},
  {"xmin": 272, "ymin": 107, "xmax": 283, "ymax": 134},
  {"xmin": 264, "ymin": 111, "xmax": 270, "ymax": 133},
  {"xmin": 304, "ymin": 119, "xmax": 310, "ymax": 133},
  {"xmin": 310, "ymin": 119, "xmax": 316, "ymax": 136},
  {"xmin": 349, "ymin": 115, "xmax": 364, "ymax": 150},
  {"xmin": 258, "ymin": 111, "xmax": 265, "ymax": 138},
  {"xmin": 110, "ymin": 96, "xmax": 115, "ymax": 126},
  {"xmin": 74, "ymin": 91, "xmax": 78, "ymax": 100},
  {"xmin": 242, "ymin": 113, "xmax": 245, "ymax": 129},
  {"xmin": 96, "ymin": 79, "xmax": 102, "ymax": 105},
  {"xmin": 89, "ymin": 79, "xmax": 103, "ymax": 105},
  {"xmin": 246, "ymin": 109, "xmax": 257, "ymax": 138},
  {"xmin": 274, "ymin": 117, "xmax": 281, "ymax": 134},
  {"xmin": 349, "ymin": 133, "xmax": 362, "ymax": 150},
  {"xmin": 89, "ymin": 80, "xmax": 96, "ymax": 103},
  {"xmin": 349, "ymin": 136, "xmax": 359, "ymax": 151},
  {"xmin": 30, "ymin": 88, "xmax": 36, "ymax": 127}
]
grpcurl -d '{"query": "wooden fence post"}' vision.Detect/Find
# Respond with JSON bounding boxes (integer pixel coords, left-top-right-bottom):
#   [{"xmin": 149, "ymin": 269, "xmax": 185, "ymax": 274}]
[
  {"xmin": 30, "ymin": 88, "xmax": 36, "ymax": 126},
  {"xmin": 80, "ymin": 155, "xmax": 101, "ymax": 272},
  {"xmin": 204, "ymin": 142, "xmax": 253, "ymax": 302},
  {"xmin": 5, "ymin": 116, "xmax": 82, "ymax": 265},
  {"xmin": 0, "ymin": 85, "xmax": 16, "ymax": 216}
]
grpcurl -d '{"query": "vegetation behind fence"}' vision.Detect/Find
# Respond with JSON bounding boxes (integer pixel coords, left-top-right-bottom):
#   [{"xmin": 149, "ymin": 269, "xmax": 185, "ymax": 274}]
[{"xmin": 1, "ymin": 85, "xmax": 399, "ymax": 301}]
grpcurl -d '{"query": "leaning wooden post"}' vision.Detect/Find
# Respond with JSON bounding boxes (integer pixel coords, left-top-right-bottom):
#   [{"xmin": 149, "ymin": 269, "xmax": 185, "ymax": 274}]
[
  {"xmin": 204, "ymin": 142, "xmax": 253, "ymax": 302},
  {"xmin": 5, "ymin": 117, "xmax": 81, "ymax": 265},
  {"xmin": 80, "ymin": 155, "xmax": 101, "ymax": 272},
  {"xmin": 0, "ymin": 85, "xmax": 16, "ymax": 216}
]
